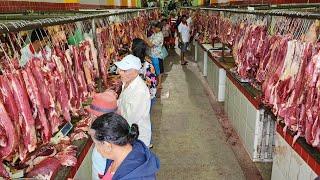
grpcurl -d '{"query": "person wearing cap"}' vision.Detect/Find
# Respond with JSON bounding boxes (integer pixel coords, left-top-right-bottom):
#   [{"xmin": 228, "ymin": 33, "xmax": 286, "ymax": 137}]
[
  {"xmin": 87, "ymin": 91, "xmax": 118, "ymax": 180},
  {"xmin": 20, "ymin": 28, "xmax": 51, "ymax": 67},
  {"xmin": 115, "ymin": 54, "xmax": 152, "ymax": 147}
]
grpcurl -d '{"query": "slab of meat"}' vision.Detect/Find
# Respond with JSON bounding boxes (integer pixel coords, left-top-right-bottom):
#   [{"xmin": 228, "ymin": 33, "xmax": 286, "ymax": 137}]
[
  {"xmin": 96, "ymin": 28, "xmax": 109, "ymax": 88},
  {"xmin": 23, "ymin": 144, "xmax": 57, "ymax": 173},
  {"xmin": 9, "ymin": 73, "xmax": 37, "ymax": 158},
  {"xmin": 22, "ymin": 68, "xmax": 52, "ymax": 142},
  {"xmin": 26, "ymin": 157, "xmax": 61, "ymax": 180},
  {"xmin": 73, "ymin": 46, "xmax": 89, "ymax": 102},
  {"xmin": 54, "ymin": 71, "xmax": 71, "ymax": 122},
  {"xmin": 30, "ymin": 60, "xmax": 53, "ymax": 109},
  {"xmin": 0, "ymin": 101, "xmax": 18, "ymax": 159},
  {"xmin": 84, "ymin": 35, "xmax": 99, "ymax": 78}
]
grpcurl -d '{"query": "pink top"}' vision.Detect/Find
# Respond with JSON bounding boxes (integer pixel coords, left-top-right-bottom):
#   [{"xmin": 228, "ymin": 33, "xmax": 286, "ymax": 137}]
[{"xmin": 101, "ymin": 170, "xmax": 114, "ymax": 180}]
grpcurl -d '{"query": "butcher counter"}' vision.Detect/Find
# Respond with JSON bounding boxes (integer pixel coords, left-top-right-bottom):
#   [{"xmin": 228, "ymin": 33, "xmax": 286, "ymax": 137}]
[
  {"xmin": 195, "ymin": 40, "xmax": 320, "ymax": 177},
  {"xmin": 54, "ymin": 138, "xmax": 92, "ymax": 180}
]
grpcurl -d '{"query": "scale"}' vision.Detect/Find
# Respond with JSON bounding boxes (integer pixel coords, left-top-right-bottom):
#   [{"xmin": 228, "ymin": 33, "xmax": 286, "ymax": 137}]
[{"xmin": 50, "ymin": 121, "xmax": 73, "ymax": 144}]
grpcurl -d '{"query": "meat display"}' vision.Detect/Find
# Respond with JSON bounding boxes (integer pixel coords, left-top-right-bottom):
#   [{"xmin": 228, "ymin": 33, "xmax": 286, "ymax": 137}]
[
  {"xmin": 0, "ymin": 9, "xmax": 159, "ymax": 179},
  {"xmin": 189, "ymin": 9, "xmax": 320, "ymax": 150}
]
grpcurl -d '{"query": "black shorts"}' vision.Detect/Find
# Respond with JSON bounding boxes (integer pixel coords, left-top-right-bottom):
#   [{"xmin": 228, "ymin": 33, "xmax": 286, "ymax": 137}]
[{"xmin": 159, "ymin": 58, "xmax": 164, "ymax": 74}]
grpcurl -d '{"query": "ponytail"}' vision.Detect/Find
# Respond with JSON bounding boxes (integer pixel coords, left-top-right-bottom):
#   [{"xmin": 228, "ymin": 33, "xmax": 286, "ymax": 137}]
[{"xmin": 128, "ymin": 124, "xmax": 139, "ymax": 144}]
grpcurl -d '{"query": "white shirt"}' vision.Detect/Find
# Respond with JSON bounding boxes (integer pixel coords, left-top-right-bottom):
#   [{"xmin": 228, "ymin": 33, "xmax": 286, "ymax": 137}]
[
  {"xmin": 178, "ymin": 22, "xmax": 190, "ymax": 43},
  {"xmin": 20, "ymin": 44, "xmax": 52, "ymax": 67},
  {"xmin": 118, "ymin": 76, "xmax": 151, "ymax": 146},
  {"xmin": 92, "ymin": 146, "xmax": 106, "ymax": 180}
]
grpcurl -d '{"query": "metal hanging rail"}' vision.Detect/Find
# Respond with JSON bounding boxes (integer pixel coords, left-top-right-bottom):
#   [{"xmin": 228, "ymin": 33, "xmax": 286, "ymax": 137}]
[
  {"xmin": 182, "ymin": 6, "xmax": 320, "ymax": 19},
  {"xmin": 0, "ymin": 7, "xmax": 158, "ymax": 33}
]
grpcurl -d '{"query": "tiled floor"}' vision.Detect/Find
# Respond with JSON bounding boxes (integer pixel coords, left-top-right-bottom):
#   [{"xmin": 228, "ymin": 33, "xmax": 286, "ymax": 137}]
[{"xmin": 151, "ymin": 50, "xmax": 246, "ymax": 180}]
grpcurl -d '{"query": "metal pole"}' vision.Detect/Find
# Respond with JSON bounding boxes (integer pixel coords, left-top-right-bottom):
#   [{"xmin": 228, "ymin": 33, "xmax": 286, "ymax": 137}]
[{"xmin": 0, "ymin": 8, "xmax": 159, "ymax": 34}]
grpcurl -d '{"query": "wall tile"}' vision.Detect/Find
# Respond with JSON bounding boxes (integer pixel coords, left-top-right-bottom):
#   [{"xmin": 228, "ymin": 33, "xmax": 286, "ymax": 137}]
[
  {"xmin": 218, "ymin": 85, "xmax": 225, "ymax": 102},
  {"xmin": 309, "ymin": 169, "xmax": 317, "ymax": 180},
  {"xmin": 246, "ymin": 103, "xmax": 259, "ymax": 131},
  {"xmin": 218, "ymin": 69, "xmax": 226, "ymax": 85},
  {"xmin": 298, "ymin": 160, "xmax": 311, "ymax": 180},
  {"xmin": 245, "ymin": 126, "xmax": 254, "ymax": 158}
]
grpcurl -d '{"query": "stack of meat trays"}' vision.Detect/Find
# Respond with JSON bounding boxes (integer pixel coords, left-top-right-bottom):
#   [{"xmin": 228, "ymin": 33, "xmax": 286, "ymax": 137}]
[{"xmin": 252, "ymin": 109, "xmax": 276, "ymax": 162}]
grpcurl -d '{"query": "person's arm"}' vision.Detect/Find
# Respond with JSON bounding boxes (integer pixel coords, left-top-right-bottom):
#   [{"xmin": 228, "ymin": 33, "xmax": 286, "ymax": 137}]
[{"xmin": 177, "ymin": 24, "xmax": 183, "ymax": 42}]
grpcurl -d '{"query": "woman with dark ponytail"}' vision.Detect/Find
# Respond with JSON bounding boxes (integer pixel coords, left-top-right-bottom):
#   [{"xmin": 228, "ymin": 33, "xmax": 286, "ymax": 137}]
[{"xmin": 89, "ymin": 112, "xmax": 160, "ymax": 180}]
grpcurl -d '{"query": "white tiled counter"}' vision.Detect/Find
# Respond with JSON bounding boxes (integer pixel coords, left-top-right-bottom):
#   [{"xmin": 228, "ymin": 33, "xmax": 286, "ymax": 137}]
[
  {"xmin": 196, "ymin": 43, "xmax": 205, "ymax": 75},
  {"xmin": 224, "ymin": 74, "xmax": 275, "ymax": 162},
  {"xmin": 75, "ymin": 145, "xmax": 93, "ymax": 180},
  {"xmin": 271, "ymin": 132, "xmax": 318, "ymax": 180},
  {"xmin": 207, "ymin": 50, "xmax": 226, "ymax": 102}
]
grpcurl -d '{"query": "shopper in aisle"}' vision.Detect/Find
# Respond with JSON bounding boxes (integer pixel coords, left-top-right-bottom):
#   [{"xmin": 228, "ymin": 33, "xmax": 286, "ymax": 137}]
[
  {"xmin": 115, "ymin": 54, "xmax": 152, "ymax": 147},
  {"xmin": 162, "ymin": 19, "xmax": 172, "ymax": 50},
  {"xmin": 131, "ymin": 38, "xmax": 157, "ymax": 109},
  {"xmin": 142, "ymin": 22, "xmax": 165, "ymax": 90},
  {"xmin": 89, "ymin": 112, "xmax": 160, "ymax": 180},
  {"xmin": 178, "ymin": 15, "xmax": 190, "ymax": 65},
  {"xmin": 20, "ymin": 28, "xmax": 51, "ymax": 67},
  {"xmin": 87, "ymin": 91, "xmax": 118, "ymax": 180}
]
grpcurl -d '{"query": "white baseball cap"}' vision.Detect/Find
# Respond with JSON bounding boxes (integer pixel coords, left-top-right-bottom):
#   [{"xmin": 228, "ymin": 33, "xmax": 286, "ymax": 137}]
[{"xmin": 114, "ymin": 54, "xmax": 142, "ymax": 71}]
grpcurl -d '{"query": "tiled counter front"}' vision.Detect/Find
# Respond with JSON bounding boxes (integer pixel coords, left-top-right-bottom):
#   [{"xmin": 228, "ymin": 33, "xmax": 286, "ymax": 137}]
[
  {"xmin": 207, "ymin": 53, "xmax": 226, "ymax": 102},
  {"xmin": 225, "ymin": 77, "xmax": 275, "ymax": 162},
  {"xmin": 196, "ymin": 43, "xmax": 205, "ymax": 75},
  {"xmin": 271, "ymin": 132, "xmax": 318, "ymax": 180}
]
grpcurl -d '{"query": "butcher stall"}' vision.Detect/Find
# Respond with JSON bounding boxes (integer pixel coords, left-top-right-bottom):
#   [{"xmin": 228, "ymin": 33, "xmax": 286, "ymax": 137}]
[
  {"xmin": 0, "ymin": 8, "xmax": 160, "ymax": 179},
  {"xmin": 181, "ymin": 5, "xmax": 320, "ymax": 179}
]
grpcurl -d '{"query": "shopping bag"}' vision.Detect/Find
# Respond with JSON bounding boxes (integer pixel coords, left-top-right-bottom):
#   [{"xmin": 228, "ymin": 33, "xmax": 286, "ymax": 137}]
[{"xmin": 161, "ymin": 46, "xmax": 168, "ymax": 59}]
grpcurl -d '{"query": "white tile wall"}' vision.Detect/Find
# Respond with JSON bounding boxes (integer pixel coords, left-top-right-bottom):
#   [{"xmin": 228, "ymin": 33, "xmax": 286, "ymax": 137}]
[
  {"xmin": 203, "ymin": 51, "xmax": 208, "ymax": 77},
  {"xmin": 75, "ymin": 145, "xmax": 93, "ymax": 180},
  {"xmin": 271, "ymin": 133, "xmax": 318, "ymax": 180},
  {"xmin": 225, "ymin": 78, "xmax": 274, "ymax": 162}
]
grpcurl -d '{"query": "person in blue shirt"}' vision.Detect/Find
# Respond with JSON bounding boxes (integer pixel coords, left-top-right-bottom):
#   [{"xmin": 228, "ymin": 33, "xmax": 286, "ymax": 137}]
[{"xmin": 89, "ymin": 112, "xmax": 160, "ymax": 180}]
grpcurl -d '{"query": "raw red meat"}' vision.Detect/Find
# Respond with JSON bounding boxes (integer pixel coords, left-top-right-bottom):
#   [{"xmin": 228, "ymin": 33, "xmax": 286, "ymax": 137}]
[
  {"xmin": 26, "ymin": 157, "xmax": 61, "ymax": 179},
  {"xmin": 0, "ymin": 101, "xmax": 18, "ymax": 159},
  {"xmin": 30, "ymin": 59, "xmax": 53, "ymax": 109},
  {"xmin": 9, "ymin": 73, "xmax": 37, "ymax": 159},
  {"xmin": 22, "ymin": 67, "xmax": 52, "ymax": 142}
]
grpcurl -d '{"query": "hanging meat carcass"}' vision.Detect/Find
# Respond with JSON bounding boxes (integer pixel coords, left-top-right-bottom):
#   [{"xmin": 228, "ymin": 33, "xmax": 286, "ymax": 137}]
[
  {"xmin": 22, "ymin": 66, "xmax": 52, "ymax": 142},
  {"xmin": 0, "ymin": 101, "xmax": 18, "ymax": 159},
  {"xmin": 9, "ymin": 73, "xmax": 37, "ymax": 160}
]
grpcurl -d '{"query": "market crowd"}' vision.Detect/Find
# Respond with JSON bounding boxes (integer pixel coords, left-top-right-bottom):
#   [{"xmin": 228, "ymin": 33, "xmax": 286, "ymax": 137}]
[{"xmin": 85, "ymin": 11, "xmax": 194, "ymax": 180}]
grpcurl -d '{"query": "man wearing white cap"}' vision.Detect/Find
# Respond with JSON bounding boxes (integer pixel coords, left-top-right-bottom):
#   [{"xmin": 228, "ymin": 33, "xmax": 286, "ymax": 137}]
[{"xmin": 115, "ymin": 54, "xmax": 152, "ymax": 147}]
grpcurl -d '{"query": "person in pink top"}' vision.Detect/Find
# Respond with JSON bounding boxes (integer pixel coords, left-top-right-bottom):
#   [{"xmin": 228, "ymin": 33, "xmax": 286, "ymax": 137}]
[{"xmin": 89, "ymin": 112, "xmax": 160, "ymax": 180}]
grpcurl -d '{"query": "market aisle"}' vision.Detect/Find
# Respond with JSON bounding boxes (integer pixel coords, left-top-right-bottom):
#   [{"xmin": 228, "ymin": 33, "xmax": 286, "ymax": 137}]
[{"xmin": 151, "ymin": 51, "xmax": 246, "ymax": 180}]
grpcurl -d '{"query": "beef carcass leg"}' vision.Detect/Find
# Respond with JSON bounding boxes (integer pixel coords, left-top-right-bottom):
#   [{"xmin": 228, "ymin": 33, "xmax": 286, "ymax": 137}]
[
  {"xmin": 0, "ymin": 101, "xmax": 18, "ymax": 159},
  {"xmin": 23, "ymin": 68, "xmax": 52, "ymax": 142},
  {"xmin": 9, "ymin": 73, "xmax": 37, "ymax": 154}
]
